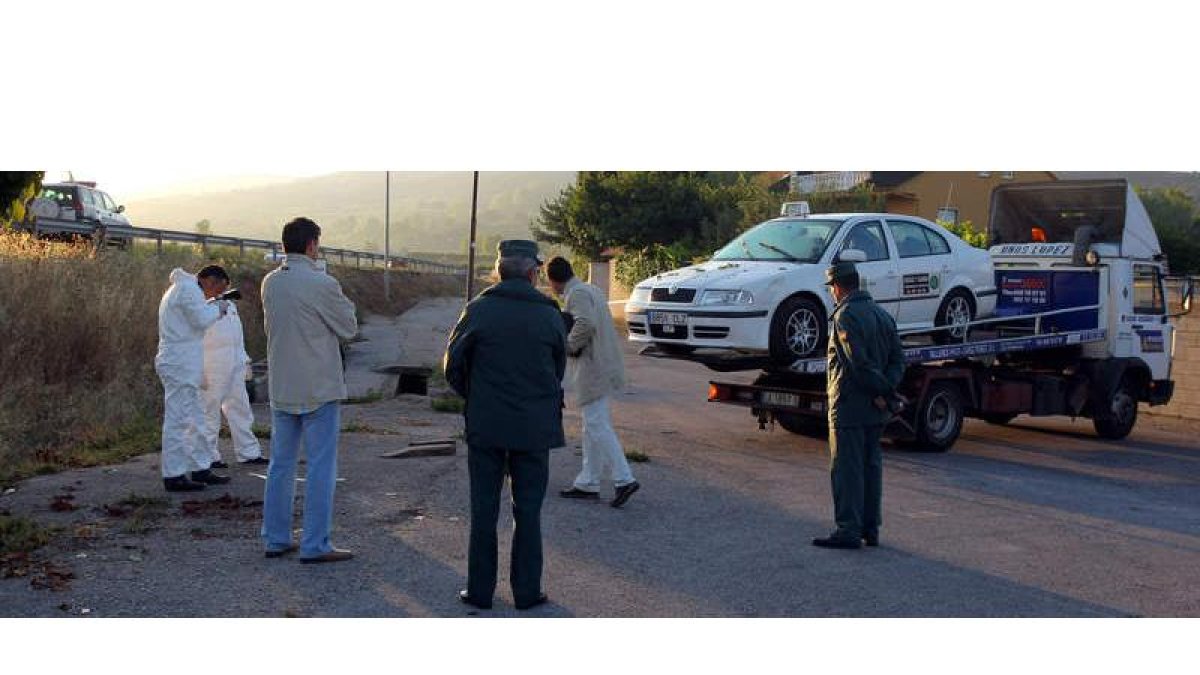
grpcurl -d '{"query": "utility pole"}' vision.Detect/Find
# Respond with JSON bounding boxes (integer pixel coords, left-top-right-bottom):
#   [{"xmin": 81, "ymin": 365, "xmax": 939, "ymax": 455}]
[
  {"xmin": 466, "ymin": 171, "xmax": 479, "ymax": 301},
  {"xmin": 384, "ymin": 171, "xmax": 391, "ymax": 301}
]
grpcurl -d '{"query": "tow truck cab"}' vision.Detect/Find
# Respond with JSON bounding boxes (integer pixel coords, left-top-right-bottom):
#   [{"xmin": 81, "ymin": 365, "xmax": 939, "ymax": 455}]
[
  {"xmin": 703, "ymin": 179, "xmax": 1193, "ymax": 452},
  {"xmin": 988, "ymin": 180, "xmax": 1181, "ymax": 405}
]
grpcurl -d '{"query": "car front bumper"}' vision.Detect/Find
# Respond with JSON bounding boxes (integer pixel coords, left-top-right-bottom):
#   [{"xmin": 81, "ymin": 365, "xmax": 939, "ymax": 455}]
[{"xmin": 624, "ymin": 304, "xmax": 771, "ymax": 351}]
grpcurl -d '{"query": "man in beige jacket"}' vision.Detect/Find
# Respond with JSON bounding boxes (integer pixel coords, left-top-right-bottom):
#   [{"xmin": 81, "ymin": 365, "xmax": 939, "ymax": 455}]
[
  {"xmin": 260, "ymin": 217, "xmax": 359, "ymax": 563},
  {"xmin": 547, "ymin": 257, "xmax": 640, "ymax": 508}
]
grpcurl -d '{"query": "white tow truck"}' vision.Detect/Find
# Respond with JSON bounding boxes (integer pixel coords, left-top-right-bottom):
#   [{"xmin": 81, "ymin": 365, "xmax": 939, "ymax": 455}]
[{"xmin": 647, "ymin": 180, "xmax": 1194, "ymax": 452}]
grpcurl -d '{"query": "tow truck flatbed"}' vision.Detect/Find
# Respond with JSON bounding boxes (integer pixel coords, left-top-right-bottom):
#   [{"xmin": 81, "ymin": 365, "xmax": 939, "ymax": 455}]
[{"xmin": 640, "ymin": 305, "xmax": 1107, "ymax": 375}]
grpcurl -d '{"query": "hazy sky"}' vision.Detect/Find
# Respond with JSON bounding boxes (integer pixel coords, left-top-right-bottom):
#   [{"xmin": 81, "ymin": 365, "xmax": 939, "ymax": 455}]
[{"xmin": 39, "ymin": 169, "xmax": 330, "ymax": 201}]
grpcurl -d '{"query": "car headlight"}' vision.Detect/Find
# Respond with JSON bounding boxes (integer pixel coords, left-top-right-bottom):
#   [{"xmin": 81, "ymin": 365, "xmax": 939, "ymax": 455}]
[
  {"xmin": 699, "ymin": 289, "xmax": 753, "ymax": 306},
  {"xmin": 630, "ymin": 287, "xmax": 651, "ymax": 303}
]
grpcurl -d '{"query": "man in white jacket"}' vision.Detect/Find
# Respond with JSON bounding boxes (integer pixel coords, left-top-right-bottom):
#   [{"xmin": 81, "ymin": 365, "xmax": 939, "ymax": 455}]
[
  {"xmin": 155, "ymin": 267, "xmax": 233, "ymax": 492},
  {"xmin": 546, "ymin": 257, "xmax": 640, "ymax": 508},
  {"xmin": 197, "ymin": 265, "xmax": 266, "ymax": 468}
]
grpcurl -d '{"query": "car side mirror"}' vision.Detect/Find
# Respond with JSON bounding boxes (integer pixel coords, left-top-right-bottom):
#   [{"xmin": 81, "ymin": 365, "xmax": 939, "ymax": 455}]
[
  {"xmin": 116, "ymin": 205, "xmax": 125, "ymax": 213},
  {"xmin": 838, "ymin": 249, "xmax": 868, "ymax": 263}
]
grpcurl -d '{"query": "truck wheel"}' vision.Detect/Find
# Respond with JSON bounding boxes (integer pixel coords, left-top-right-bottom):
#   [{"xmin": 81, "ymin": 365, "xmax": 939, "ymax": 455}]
[
  {"xmin": 933, "ymin": 290, "xmax": 975, "ymax": 345},
  {"xmin": 982, "ymin": 413, "xmax": 1018, "ymax": 425},
  {"xmin": 775, "ymin": 412, "xmax": 828, "ymax": 439},
  {"xmin": 770, "ymin": 296, "xmax": 826, "ymax": 366},
  {"xmin": 1093, "ymin": 378, "xmax": 1138, "ymax": 440},
  {"xmin": 914, "ymin": 382, "xmax": 964, "ymax": 452}
]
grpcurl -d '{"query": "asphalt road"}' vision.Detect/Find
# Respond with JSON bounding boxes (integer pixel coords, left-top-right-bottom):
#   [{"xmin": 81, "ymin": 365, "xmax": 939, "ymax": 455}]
[{"xmin": 2, "ymin": 301, "xmax": 1198, "ymax": 617}]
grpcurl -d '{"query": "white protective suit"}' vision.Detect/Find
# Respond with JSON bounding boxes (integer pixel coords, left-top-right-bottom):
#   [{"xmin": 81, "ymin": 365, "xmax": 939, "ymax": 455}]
[
  {"xmin": 201, "ymin": 301, "xmax": 263, "ymax": 464},
  {"xmin": 154, "ymin": 268, "xmax": 222, "ymax": 478}
]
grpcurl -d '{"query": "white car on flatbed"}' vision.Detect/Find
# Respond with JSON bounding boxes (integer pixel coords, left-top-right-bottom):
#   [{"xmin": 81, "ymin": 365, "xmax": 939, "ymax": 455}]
[{"xmin": 624, "ymin": 204, "xmax": 997, "ymax": 364}]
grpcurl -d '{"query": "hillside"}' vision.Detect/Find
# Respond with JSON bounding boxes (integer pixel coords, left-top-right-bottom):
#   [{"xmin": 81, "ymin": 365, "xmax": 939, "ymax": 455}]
[{"xmin": 126, "ymin": 171, "xmax": 576, "ymax": 253}]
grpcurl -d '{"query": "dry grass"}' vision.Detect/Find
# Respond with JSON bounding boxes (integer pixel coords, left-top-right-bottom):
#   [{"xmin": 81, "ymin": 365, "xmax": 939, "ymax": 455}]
[
  {"xmin": 0, "ymin": 231, "xmax": 460, "ymax": 484},
  {"xmin": 431, "ymin": 396, "xmax": 466, "ymax": 413},
  {"xmin": 0, "ymin": 514, "xmax": 52, "ymax": 555}
]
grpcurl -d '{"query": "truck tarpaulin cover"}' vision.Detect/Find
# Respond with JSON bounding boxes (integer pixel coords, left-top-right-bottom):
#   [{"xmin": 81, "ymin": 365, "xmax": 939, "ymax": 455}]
[{"xmin": 988, "ymin": 179, "xmax": 1161, "ymax": 259}]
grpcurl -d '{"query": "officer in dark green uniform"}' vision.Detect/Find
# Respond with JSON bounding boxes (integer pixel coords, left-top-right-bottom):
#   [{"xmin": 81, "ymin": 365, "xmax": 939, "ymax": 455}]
[
  {"xmin": 813, "ymin": 260, "xmax": 905, "ymax": 549},
  {"xmin": 444, "ymin": 240, "xmax": 566, "ymax": 610}
]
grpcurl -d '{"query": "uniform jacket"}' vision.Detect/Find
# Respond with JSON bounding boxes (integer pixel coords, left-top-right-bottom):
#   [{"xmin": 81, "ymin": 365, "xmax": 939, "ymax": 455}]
[
  {"xmin": 261, "ymin": 254, "xmax": 358, "ymax": 414},
  {"xmin": 562, "ymin": 277, "xmax": 626, "ymax": 406},
  {"xmin": 444, "ymin": 278, "xmax": 567, "ymax": 451},
  {"xmin": 827, "ymin": 289, "xmax": 905, "ymax": 428},
  {"xmin": 155, "ymin": 268, "xmax": 222, "ymax": 385}
]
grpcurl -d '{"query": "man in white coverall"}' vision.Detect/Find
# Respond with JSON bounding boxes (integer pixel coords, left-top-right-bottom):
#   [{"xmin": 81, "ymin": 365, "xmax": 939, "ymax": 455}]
[
  {"xmin": 546, "ymin": 257, "xmax": 640, "ymax": 508},
  {"xmin": 155, "ymin": 267, "xmax": 233, "ymax": 492},
  {"xmin": 197, "ymin": 265, "xmax": 266, "ymax": 468}
]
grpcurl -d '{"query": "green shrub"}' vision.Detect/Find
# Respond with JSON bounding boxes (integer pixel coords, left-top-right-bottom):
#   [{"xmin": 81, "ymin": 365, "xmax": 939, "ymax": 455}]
[{"xmin": 938, "ymin": 219, "xmax": 989, "ymax": 249}]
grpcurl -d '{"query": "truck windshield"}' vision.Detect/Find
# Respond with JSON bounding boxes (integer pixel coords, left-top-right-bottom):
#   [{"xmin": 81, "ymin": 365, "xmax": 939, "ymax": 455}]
[{"xmin": 712, "ymin": 218, "xmax": 845, "ymax": 263}]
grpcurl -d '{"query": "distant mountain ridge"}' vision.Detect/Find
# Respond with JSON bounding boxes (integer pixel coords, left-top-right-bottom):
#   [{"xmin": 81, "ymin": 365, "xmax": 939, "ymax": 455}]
[{"xmin": 126, "ymin": 171, "xmax": 575, "ymax": 253}]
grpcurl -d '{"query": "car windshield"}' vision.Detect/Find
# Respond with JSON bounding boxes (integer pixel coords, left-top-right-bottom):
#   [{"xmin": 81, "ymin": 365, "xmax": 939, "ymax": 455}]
[{"xmin": 712, "ymin": 218, "xmax": 845, "ymax": 263}]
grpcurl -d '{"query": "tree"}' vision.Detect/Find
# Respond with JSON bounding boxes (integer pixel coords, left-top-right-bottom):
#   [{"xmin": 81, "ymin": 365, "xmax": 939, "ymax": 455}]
[
  {"xmin": 532, "ymin": 172, "xmax": 772, "ymax": 261},
  {"xmin": 0, "ymin": 171, "xmax": 44, "ymax": 230},
  {"xmin": 1138, "ymin": 187, "xmax": 1200, "ymax": 274},
  {"xmin": 194, "ymin": 219, "xmax": 212, "ymax": 236},
  {"xmin": 534, "ymin": 172, "xmax": 789, "ymax": 290}
]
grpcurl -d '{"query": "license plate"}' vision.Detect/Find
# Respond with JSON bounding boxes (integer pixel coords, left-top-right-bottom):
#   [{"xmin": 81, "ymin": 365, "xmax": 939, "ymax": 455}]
[
  {"xmin": 649, "ymin": 311, "xmax": 687, "ymax": 326},
  {"xmin": 760, "ymin": 391, "xmax": 801, "ymax": 408}
]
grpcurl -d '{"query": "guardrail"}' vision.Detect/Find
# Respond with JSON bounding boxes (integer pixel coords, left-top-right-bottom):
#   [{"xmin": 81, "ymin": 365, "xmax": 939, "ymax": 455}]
[{"xmin": 19, "ymin": 217, "xmax": 468, "ymax": 276}]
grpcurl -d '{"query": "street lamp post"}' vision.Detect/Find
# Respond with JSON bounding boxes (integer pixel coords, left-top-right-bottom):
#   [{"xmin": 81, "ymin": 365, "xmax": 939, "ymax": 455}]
[
  {"xmin": 384, "ymin": 171, "xmax": 390, "ymax": 301},
  {"xmin": 466, "ymin": 171, "xmax": 479, "ymax": 301}
]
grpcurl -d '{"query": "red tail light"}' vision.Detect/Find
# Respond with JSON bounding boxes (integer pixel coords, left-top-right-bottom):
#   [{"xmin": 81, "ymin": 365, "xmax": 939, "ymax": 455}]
[{"xmin": 708, "ymin": 384, "xmax": 730, "ymax": 401}]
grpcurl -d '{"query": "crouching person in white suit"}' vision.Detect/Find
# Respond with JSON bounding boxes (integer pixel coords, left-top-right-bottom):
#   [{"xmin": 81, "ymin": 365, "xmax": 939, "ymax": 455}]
[
  {"xmin": 198, "ymin": 265, "xmax": 266, "ymax": 469},
  {"xmin": 155, "ymin": 267, "xmax": 233, "ymax": 492}
]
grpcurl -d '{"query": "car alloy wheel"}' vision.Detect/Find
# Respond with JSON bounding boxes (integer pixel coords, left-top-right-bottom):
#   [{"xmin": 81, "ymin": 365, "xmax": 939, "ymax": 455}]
[
  {"xmin": 786, "ymin": 307, "xmax": 820, "ymax": 356},
  {"xmin": 946, "ymin": 295, "xmax": 972, "ymax": 340}
]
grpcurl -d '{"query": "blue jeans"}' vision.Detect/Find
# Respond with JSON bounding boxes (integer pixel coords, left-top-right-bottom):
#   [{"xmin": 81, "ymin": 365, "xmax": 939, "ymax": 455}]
[{"xmin": 261, "ymin": 401, "xmax": 341, "ymax": 557}]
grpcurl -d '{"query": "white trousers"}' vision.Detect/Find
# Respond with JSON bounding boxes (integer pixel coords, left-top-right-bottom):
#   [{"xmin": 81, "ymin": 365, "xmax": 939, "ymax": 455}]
[
  {"xmin": 573, "ymin": 397, "xmax": 635, "ymax": 492},
  {"xmin": 202, "ymin": 364, "xmax": 263, "ymax": 463},
  {"xmin": 160, "ymin": 376, "xmax": 213, "ymax": 478}
]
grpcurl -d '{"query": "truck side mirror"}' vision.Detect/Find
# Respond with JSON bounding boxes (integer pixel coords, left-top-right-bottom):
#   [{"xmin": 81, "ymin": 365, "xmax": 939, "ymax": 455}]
[
  {"xmin": 1169, "ymin": 278, "xmax": 1194, "ymax": 317},
  {"xmin": 116, "ymin": 205, "xmax": 125, "ymax": 214},
  {"xmin": 838, "ymin": 249, "xmax": 868, "ymax": 263}
]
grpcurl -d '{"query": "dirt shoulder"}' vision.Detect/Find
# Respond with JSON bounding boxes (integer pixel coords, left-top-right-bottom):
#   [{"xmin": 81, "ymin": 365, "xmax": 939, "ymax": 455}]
[{"xmin": 0, "ymin": 297, "xmax": 477, "ymax": 617}]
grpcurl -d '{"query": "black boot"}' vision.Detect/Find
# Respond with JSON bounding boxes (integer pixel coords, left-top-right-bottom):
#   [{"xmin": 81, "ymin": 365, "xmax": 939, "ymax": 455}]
[
  {"xmin": 190, "ymin": 469, "xmax": 231, "ymax": 485},
  {"xmin": 164, "ymin": 475, "xmax": 206, "ymax": 492}
]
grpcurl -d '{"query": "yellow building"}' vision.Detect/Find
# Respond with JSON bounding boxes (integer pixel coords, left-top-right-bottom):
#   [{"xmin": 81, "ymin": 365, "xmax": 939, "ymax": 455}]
[{"xmin": 790, "ymin": 171, "xmax": 1059, "ymax": 229}]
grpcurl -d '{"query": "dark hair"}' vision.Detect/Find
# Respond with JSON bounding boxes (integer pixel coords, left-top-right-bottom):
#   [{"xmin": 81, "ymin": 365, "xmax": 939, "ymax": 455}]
[
  {"xmin": 546, "ymin": 256, "xmax": 574, "ymax": 283},
  {"xmin": 835, "ymin": 272, "xmax": 861, "ymax": 291},
  {"xmin": 282, "ymin": 217, "xmax": 321, "ymax": 254},
  {"xmin": 197, "ymin": 265, "xmax": 229, "ymax": 282}
]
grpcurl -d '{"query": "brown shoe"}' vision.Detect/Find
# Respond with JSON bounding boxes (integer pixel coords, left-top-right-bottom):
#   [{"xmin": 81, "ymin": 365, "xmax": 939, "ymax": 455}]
[{"xmin": 300, "ymin": 548, "xmax": 354, "ymax": 564}]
